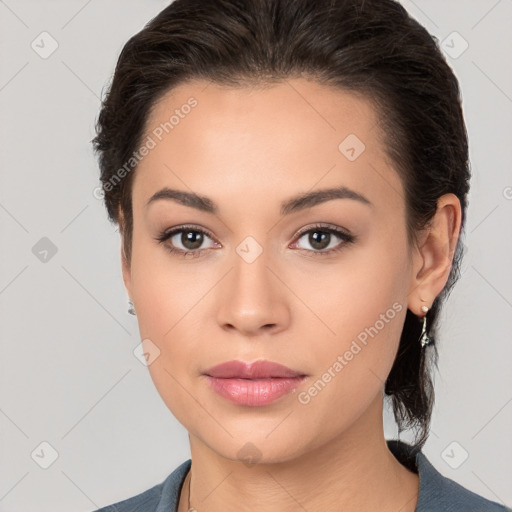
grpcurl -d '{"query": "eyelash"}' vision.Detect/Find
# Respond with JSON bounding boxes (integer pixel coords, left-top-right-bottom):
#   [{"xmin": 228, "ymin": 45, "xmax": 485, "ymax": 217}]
[{"xmin": 154, "ymin": 223, "xmax": 356, "ymax": 258}]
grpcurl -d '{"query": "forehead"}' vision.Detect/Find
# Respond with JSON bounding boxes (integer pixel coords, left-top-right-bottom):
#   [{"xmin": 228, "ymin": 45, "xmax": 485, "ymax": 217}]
[
  {"xmin": 132, "ymin": 78, "xmax": 404, "ymax": 215},
  {"xmin": 144, "ymin": 78, "xmax": 380, "ymax": 151}
]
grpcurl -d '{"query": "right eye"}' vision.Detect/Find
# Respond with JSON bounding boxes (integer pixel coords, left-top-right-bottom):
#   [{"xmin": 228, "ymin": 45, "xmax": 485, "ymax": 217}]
[{"xmin": 155, "ymin": 225, "xmax": 220, "ymax": 257}]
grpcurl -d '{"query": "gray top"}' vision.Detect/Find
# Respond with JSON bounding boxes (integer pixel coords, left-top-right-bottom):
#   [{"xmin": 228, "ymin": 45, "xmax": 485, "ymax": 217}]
[{"xmin": 92, "ymin": 440, "xmax": 511, "ymax": 511}]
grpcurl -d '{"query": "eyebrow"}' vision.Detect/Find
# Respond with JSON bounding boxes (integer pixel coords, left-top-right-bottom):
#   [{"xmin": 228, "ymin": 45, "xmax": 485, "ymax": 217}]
[{"xmin": 145, "ymin": 185, "xmax": 372, "ymax": 216}]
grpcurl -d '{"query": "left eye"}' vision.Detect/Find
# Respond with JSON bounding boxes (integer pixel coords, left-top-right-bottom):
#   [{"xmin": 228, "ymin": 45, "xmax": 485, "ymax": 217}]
[{"xmin": 291, "ymin": 225, "xmax": 355, "ymax": 255}]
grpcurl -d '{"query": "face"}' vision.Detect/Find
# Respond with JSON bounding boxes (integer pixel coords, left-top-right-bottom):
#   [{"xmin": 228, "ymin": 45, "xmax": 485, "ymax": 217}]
[{"xmin": 122, "ymin": 78, "xmax": 417, "ymax": 463}]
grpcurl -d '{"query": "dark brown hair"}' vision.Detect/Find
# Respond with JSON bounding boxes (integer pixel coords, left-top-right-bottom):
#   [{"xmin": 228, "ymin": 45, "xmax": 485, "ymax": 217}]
[{"xmin": 92, "ymin": 0, "xmax": 470, "ymax": 452}]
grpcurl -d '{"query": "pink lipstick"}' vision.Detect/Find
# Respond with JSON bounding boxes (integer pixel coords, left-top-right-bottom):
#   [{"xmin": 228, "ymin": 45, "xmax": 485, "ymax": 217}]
[{"xmin": 203, "ymin": 360, "xmax": 307, "ymax": 406}]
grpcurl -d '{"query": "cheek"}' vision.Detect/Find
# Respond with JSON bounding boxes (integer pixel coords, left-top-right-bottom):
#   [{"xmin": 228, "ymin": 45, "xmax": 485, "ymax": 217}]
[
  {"xmin": 290, "ymin": 232, "xmax": 409, "ymax": 347},
  {"xmin": 293, "ymin": 294, "xmax": 406, "ymax": 445},
  {"xmin": 128, "ymin": 242, "xmax": 194, "ymax": 405},
  {"xmin": 129, "ymin": 236, "xmax": 202, "ymax": 337},
  {"xmin": 293, "ymin": 238, "xmax": 409, "ymax": 407},
  {"xmin": 144, "ymin": 354, "xmax": 194, "ymax": 429}
]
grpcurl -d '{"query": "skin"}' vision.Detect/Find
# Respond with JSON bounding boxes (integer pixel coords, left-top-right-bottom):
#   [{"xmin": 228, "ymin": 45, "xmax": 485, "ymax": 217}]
[{"xmin": 119, "ymin": 78, "xmax": 461, "ymax": 512}]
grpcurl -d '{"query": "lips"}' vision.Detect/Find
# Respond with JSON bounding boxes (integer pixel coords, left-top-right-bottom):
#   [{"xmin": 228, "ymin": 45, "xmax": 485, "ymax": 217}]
[{"xmin": 203, "ymin": 359, "xmax": 305, "ymax": 379}]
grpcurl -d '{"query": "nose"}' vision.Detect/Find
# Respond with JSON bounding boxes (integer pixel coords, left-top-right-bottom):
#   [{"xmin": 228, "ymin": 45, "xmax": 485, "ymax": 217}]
[{"xmin": 216, "ymin": 245, "xmax": 291, "ymax": 337}]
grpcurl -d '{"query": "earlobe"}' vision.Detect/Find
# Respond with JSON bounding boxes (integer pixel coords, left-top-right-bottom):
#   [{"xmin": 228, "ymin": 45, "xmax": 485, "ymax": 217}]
[{"xmin": 408, "ymin": 193, "xmax": 462, "ymax": 314}]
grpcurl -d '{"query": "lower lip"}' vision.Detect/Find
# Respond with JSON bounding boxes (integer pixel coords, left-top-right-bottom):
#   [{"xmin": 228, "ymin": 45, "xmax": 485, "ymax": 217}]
[{"xmin": 205, "ymin": 376, "xmax": 306, "ymax": 406}]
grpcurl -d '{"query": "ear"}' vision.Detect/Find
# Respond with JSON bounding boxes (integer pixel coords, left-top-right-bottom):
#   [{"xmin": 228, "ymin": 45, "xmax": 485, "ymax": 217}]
[
  {"xmin": 407, "ymin": 193, "xmax": 462, "ymax": 314},
  {"xmin": 118, "ymin": 208, "xmax": 132, "ymax": 299}
]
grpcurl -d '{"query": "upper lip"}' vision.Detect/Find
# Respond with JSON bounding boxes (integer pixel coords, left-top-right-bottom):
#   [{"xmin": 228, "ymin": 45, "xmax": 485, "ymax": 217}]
[{"xmin": 204, "ymin": 360, "xmax": 306, "ymax": 379}]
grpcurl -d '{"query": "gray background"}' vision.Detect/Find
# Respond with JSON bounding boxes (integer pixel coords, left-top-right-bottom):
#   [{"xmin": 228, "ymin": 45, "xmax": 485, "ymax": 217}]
[{"xmin": 0, "ymin": 1, "xmax": 511, "ymax": 510}]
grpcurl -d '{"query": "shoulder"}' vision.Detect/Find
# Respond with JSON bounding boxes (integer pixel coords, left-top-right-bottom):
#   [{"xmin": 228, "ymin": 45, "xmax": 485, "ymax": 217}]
[
  {"xmin": 89, "ymin": 459, "xmax": 191, "ymax": 512},
  {"xmin": 387, "ymin": 440, "xmax": 510, "ymax": 512},
  {"xmin": 415, "ymin": 451, "xmax": 511, "ymax": 512}
]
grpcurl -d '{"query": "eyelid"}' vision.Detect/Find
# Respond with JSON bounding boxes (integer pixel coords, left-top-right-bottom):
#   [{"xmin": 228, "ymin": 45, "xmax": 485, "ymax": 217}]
[
  {"xmin": 157, "ymin": 224, "xmax": 217, "ymax": 241},
  {"xmin": 292, "ymin": 222, "xmax": 353, "ymax": 240}
]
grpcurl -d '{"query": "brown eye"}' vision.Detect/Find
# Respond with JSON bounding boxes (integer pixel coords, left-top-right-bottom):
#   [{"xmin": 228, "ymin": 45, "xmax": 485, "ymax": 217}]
[
  {"xmin": 179, "ymin": 230, "xmax": 204, "ymax": 250},
  {"xmin": 307, "ymin": 230, "xmax": 331, "ymax": 251},
  {"xmin": 155, "ymin": 225, "xmax": 219, "ymax": 257},
  {"xmin": 292, "ymin": 224, "xmax": 355, "ymax": 256}
]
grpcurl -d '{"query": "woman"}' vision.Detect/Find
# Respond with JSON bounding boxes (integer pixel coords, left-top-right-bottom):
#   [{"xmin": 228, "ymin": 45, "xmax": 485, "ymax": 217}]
[{"xmin": 91, "ymin": 0, "xmax": 511, "ymax": 510}]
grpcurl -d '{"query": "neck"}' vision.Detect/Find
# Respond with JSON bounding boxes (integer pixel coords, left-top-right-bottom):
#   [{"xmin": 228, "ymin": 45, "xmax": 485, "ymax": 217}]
[{"xmin": 178, "ymin": 394, "xmax": 419, "ymax": 512}]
